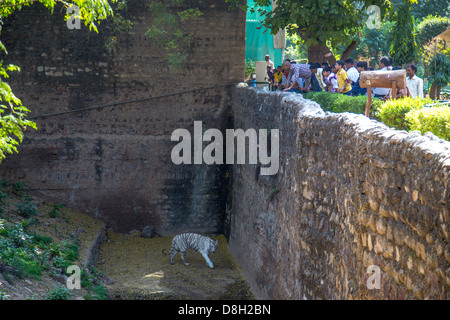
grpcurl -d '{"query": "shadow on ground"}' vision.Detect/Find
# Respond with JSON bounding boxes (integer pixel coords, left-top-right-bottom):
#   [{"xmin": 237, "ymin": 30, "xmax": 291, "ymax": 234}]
[{"xmin": 96, "ymin": 230, "xmax": 255, "ymax": 300}]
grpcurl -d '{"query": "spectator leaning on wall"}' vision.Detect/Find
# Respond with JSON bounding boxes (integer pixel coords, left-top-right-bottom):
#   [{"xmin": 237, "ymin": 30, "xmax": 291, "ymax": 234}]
[{"xmin": 282, "ymin": 60, "xmax": 312, "ymax": 93}]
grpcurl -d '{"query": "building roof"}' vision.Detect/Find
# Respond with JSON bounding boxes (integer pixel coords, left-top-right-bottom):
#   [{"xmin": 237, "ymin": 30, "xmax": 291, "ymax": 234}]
[{"xmin": 433, "ymin": 28, "xmax": 450, "ymax": 43}]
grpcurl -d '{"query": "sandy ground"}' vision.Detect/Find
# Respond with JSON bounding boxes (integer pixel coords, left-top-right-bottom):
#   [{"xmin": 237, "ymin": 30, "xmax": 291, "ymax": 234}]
[
  {"xmin": 96, "ymin": 230, "xmax": 255, "ymax": 300},
  {"xmin": 1, "ymin": 186, "xmax": 254, "ymax": 300}
]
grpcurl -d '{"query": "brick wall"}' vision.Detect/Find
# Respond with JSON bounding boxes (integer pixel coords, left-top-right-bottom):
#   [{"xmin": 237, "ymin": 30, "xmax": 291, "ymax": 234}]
[
  {"xmin": 0, "ymin": 0, "xmax": 245, "ymax": 234},
  {"xmin": 229, "ymin": 85, "xmax": 450, "ymax": 300}
]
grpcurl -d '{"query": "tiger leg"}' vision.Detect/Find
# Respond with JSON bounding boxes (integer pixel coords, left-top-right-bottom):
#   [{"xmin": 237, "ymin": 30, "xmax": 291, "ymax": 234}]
[
  {"xmin": 201, "ymin": 252, "xmax": 214, "ymax": 269},
  {"xmin": 170, "ymin": 248, "xmax": 179, "ymax": 265},
  {"xmin": 181, "ymin": 251, "xmax": 190, "ymax": 266}
]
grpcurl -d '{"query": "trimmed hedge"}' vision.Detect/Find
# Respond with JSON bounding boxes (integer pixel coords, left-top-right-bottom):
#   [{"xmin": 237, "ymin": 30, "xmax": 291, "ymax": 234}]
[
  {"xmin": 377, "ymin": 97, "xmax": 434, "ymax": 130},
  {"xmin": 302, "ymin": 92, "xmax": 450, "ymax": 141},
  {"xmin": 406, "ymin": 106, "xmax": 450, "ymax": 141},
  {"xmin": 302, "ymin": 91, "xmax": 383, "ymax": 118}
]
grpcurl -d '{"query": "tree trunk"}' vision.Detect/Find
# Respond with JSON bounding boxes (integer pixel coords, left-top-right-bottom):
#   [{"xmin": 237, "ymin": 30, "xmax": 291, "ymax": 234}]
[
  {"xmin": 341, "ymin": 41, "xmax": 358, "ymax": 61},
  {"xmin": 307, "ymin": 43, "xmax": 336, "ymax": 66},
  {"xmin": 429, "ymin": 84, "xmax": 441, "ymax": 100},
  {"xmin": 306, "ymin": 40, "xmax": 358, "ymax": 66}
]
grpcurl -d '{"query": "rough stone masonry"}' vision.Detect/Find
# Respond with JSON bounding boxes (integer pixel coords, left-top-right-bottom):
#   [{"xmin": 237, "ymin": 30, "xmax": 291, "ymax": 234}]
[
  {"xmin": 229, "ymin": 84, "xmax": 449, "ymax": 300},
  {"xmin": 0, "ymin": 0, "xmax": 245, "ymax": 235},
  {"xmin": 1, "ymin": 1, "xmax": 449, "ymax": 300}
]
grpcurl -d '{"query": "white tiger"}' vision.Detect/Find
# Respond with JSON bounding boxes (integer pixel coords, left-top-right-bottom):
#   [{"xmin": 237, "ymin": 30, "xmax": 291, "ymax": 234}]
[{"xmin": 169, "ymin": 233, "xmax": 218, "ymax": 269}]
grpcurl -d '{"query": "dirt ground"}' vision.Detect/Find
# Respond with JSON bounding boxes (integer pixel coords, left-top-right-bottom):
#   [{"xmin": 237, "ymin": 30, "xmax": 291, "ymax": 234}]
[
  {"xmin": 96, "ymin": 230, "xmax": 255, "ymax": 300},
  {"xmin": 1, "ymin": 185, "xmax": 254, "ymax": 300},
  {"xmin": 0, "ymin": 194, "xmax": 105, "ymax": 300}
]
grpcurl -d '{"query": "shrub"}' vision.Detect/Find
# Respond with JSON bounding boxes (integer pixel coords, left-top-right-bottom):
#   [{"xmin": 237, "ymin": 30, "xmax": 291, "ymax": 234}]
[
  {"xmin": 10, "ymin": 252, "xmax": 42, "ymax": 279},
  {"xmin": 377, "ymin": 97, "xmax": 433, "ymax": 130},
  {"xmin": 15, "ymin": 200, "xmax": 38, "ymax": 218},
  {"xmin": 303, "ymin": 91, "xmax": 383, "ymax": 118},
  {"xmin": 48, "ymin": 203, "xmax": 66, "ymax": 219},
  {"xmin": 427, "ymin": 54, "xmax": 450, "ymax": 89},
  {"xmin": 45, "ymin": 285, "xmax": 72, "ymax": 300},
  {"xmin": 416, "ymin": 15, "xmax": 450, "ymax": 47},
  {"xmin": 0, "ymin": 290, "xmax": 9, "ymax": 300},
  {"xmin": 406, "ymin": 106, "xmax": 450, "ymax": 141}
]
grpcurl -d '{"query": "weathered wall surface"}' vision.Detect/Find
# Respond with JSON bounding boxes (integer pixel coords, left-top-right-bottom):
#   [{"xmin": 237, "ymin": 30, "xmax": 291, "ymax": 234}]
[
  {"xmin": 0, "ymin": 1, "xmax": 245, "ymax": 234},
  {"xmin": 229, "ymin": 85, "xmax": 450, "ymax": 300}
]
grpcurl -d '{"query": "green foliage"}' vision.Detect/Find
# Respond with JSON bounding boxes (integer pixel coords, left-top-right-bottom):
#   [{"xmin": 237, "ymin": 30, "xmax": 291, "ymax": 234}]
[
  {"xmin": 410, "ymin": 0, "xmax": 450, "ymax": 21},
  {"xmin": 11, "ymin": 181, "xmax": 30, "ymax": 196},
  {"xmin": 406, "ymin": 106, "xmax": 450, "ymax": 140},
  {"xmin": 0, "ymin": 181, "xmax": 109, "ymax": 299},
  {"xmin": 0, "ymin": 62, "xmax": 37, "ymax": 162},
  {"xmin": 305, "ymin": 92, "xmax": 450, "ymax": 142},
  {"xmin": 251, "ymin": 0, "xmax": 391, "ymax": 54},
  {"xmin": 15, "ymin": 200, "xmax": 38, "ymax": 218},
  {"xmin": 0, "ymin": 182, "xmax": 80, "ymax": 280},
  {"xmin": 46, "ymin": 239, "xmax": 79, "ymax": 268},
  {"xmin": 0, "ymin": 218, "xmax": 80, "ymax": 279},
  {"xmin": 416, "ymin": 15, "xmax": 450, "ymax": 47},
  {"xmin": 303, "ymin": 91, "xmax": 383, "ymax": 118},
  {"xmin": 377, "ymin": 97, "xmax": 433, "ymax": 130},
  {"xmin": 10, "ymin": 252, "xmax": 42, "ymax": 279},
  {"xmin": 0, "ymin": 0, "xmax": 118, "ymax": 32},
  {"xmin": 284, "ymin": 34, "xmax": 308, "ymax": 61},
  {"xmin": 245, "ymin": 59, "xmax": 255, "ymax": 78},
  {"xmin": 0, "ymin": 290, "xmax": 9, "ymax": 300},
  {"xmin": 81, "ymin": 266, "xmax": 108, "ymax": 300},
  {"xmin": 0, "ymin": 1, "xmax": 119, "ymax": 163},
  {"xmin": 0, "ymin": 220, "xmax": 42, "ymax": 279},
  {"xmin": 389, "ymin": 2, "xmax": 418, "ymax": 66},
  {"xmin": 349, "ymin": 21, "xmax": 394, "ymax": 65},
  {"xmin": 426, "ymin": 54, "xmax": 450, "ymax": 88},
  {"xmin": 145, "ymin": 0, "xmax": 204, "ymax": 71},
  {"xmin": 104, "ymin": 1, "xmax": 132, "ymax": 53},
  {"xmin": 45, "ymin": 285, "xmax": 72, "ymax": 300},
  {"xmin": 48, "ymin": 203, "xmax": 66, "ymax": 219}
]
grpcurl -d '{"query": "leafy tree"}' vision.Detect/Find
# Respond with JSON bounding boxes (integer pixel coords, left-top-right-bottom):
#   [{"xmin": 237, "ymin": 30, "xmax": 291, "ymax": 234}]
[
  {"xmin": 145, "ymin": 0, "xmax": 204, "ymax": 71},
  {"xmin": 348, "ymin": 21, "xmax": 394, "ymax": 66},
  {"xmin": 144, "ymin": 0, "xmax": 241, "ymax": 71},
  {"xmin": 410, "ymin": 0, "xmax": 450, "ymax": 21},
  {"xmin": 416, "ymin": 15, "xmax": 450, "ymax": 47},
  {"xmin": 0, "ymin": 0, "xmax": 118, "ymax": 162},
  {"xmin": 251, "ymin": 0, "xmax": 392, "ymax": 64},
  {"xmin": 389, "ymin": 1, "xmax": 418, "ymax": 66},
  {"xmin": 284, "ymin": 34, "xmax": 308, "ymax": 62},
  {"xmin": 427, "ymin": 54, "xmax": 450, "ymax": 99}
]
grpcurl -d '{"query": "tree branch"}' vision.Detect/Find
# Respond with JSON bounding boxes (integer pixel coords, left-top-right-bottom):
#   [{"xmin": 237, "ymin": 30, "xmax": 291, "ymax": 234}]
[
  {"xmin": 341, "ymin": 40, "xmax": 358, "ymax": 60},
  {"xmin": 0, "ymin": 0, "xmax": 69, "ymax": 11}
]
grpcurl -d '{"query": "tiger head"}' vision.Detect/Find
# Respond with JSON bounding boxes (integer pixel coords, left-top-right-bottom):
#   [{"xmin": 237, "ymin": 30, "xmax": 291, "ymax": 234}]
[{"xmin": 210, "ymin": 239, "xmax": 219, "ymax": 253}]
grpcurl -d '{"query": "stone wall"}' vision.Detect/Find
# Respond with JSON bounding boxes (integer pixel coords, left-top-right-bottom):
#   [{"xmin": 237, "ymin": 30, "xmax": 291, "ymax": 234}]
[
  {"xmin": 0, "ymin": 1, "xmax": 245, "ymax": 234},
  {"xmin": 229, "ymin": 84, "xmax": 450, "ymax": 300}
]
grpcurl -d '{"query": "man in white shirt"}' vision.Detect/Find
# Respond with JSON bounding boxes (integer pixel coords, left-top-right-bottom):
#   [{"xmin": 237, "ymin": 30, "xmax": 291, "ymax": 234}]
[
  {"xmin": 372, "ymin": 56, "xmax": 392, "ymax": 98},
  {"xmin": 345, "ymin": 59, "xmax": 359, "ymax": 84},
  {"xmin": 265, "ymin": 54, "xmax": 274, "ymax": 82},
  {"xmin": 265, "ymin": 54, "xmax": 274, "ymax": 71},
  {"xmin": 406, "ymin": 64, "xmax": 424, "ymax": 99}
]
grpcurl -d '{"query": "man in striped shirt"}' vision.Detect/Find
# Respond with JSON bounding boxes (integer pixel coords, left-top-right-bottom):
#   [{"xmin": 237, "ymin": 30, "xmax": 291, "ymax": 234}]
[{"xmin": 282, "ymin": 61, "xmax": 312, "ymax": 92}]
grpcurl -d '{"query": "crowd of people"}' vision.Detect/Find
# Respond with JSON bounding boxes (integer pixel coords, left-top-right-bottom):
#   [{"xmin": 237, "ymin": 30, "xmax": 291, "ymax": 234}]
[{"xmin": 263, "ymin": 54, "xmax": 424, "ymax": 101}]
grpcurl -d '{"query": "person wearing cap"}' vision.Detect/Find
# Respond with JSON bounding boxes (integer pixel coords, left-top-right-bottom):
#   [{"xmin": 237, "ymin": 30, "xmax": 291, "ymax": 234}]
[{"xmin": 265, "ymin": 54, "xmax": 274, "ymax": 71}]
